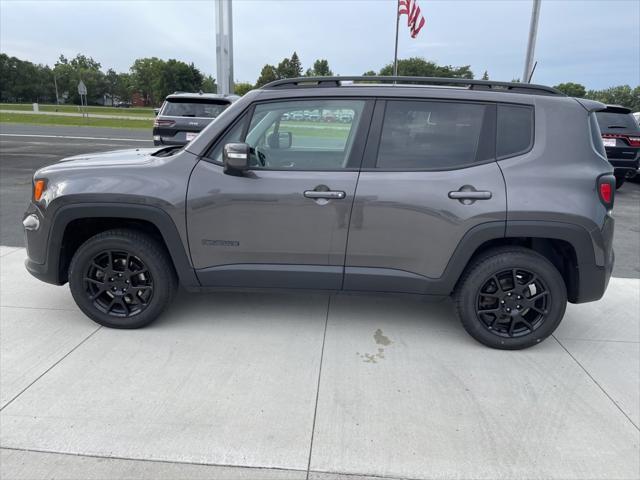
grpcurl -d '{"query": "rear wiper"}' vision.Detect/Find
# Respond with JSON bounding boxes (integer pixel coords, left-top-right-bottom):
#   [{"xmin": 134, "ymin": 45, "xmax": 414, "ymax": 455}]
[
  {"xmin": 607, "ymin": 125, "xmax": 627, "ymax": 129},
  {"xmin": 181, "ymin": 114, "xmax": 196, "ymax": 117}
]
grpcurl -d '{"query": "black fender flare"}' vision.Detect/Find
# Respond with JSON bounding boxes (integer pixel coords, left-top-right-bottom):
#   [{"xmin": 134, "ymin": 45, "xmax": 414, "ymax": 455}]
[{"xmin": 46, "ymin": 203, "xmax": 199, "ymax": 288}]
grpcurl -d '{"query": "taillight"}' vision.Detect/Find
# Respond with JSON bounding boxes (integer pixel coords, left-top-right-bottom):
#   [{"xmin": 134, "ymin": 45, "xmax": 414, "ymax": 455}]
[
  {"xmin": 627, "ymin": 136, "xmax": 640, "ymax": 147},
  {"xmin": 602, "ymin": 133, "xmax": 640, "ymax": 147},
  {"xmin": 597, "ymin": 175, "xmax": 615, "ymax": 209},
  {"xmin": 153, "ymin": 119, "xmax": 175, "ymax": 128}
]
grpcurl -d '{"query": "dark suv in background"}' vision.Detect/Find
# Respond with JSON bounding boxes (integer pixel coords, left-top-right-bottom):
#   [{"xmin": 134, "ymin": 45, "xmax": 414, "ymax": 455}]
[
  {"xmin": 153, "ymin": 92, "xmax": 239, "ymax": 146},
  {"xmin": 23, "ymin": 76, "xmax": 615, "ymax": 350},
  {"xmin": 596, "ymin": 105, "xmax": 640, "ymax": 188}
]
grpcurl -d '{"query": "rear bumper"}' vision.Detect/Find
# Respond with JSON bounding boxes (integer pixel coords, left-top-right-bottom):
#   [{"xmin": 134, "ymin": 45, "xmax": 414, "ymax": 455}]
[
  {"xmin": 610, "ymin": 158, "xmax": 639, "ymax": 177},
  {"xmin": 571, "ymin": 214, "xmax": 615, "ymax": 303},
  {"xmin": 573, "ymin": 249, "xmax": 614, "ymax": 303}
]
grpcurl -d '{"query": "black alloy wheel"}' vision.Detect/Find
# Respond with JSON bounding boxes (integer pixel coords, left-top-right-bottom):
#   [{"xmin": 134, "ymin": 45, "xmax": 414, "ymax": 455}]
[
  {"xmin": 476, "ymin": 268, "xmax": 550, "ymax": 338},
  {"xmin": 84, "ymin": 250, "xmax": 153, "ymax": 318}
]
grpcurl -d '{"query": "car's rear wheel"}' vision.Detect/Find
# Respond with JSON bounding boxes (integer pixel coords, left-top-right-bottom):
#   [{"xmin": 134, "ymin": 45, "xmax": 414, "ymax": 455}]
[
  {"xmin": 454, "ymin": 247, "xmax": 567, "ymax": 350},
  {"xmin": 69, "ymin": 229, "xmax": 177, "ymax": 329}
]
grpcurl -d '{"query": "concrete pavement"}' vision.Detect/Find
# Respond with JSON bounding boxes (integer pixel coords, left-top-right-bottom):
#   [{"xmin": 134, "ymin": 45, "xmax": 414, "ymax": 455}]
[{"xmin": 1, "ymin": 247, "xmax": 638, "ymax": 480}]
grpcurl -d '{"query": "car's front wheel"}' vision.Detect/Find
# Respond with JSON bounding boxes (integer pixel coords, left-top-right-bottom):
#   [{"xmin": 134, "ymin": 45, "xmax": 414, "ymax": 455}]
[
  {"xmin": 68, "ymin": 229, "xmax": 177, "ymax": 329},
  {"xmin": 455, "ymin": 247, "xmax": 567, "ymax": 350}
]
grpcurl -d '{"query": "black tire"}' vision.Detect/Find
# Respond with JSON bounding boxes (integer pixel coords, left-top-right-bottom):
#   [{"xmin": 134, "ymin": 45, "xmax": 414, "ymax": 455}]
[
  {"xmin": 454, "ymin": 247, "xmax": 567, "ymax": 350},
  {"xmin": 68, "ymin": 229, "xmax": 177, "ymax": 329},
  {"xmin": 615, "ymin": 176, "xmax": 625, "ymax": 189}
]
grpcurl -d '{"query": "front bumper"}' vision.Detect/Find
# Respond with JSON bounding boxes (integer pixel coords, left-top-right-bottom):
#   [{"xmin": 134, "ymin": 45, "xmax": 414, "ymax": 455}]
[{"xmin": 23, "ymin": 203, "xmax": 63, "ymax": 285}]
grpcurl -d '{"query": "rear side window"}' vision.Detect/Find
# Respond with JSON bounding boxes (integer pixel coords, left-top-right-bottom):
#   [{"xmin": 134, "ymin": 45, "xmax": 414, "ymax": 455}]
[
  {"xmin": 162, "ymin": 99, "xmax": 229, "ymax": 118},
  {"xmin": 376, "ymin": 100, "xmax": 491, "ymax": 169},
  {"xmin": 496, "ymin": 105, "xmax": 534, "ymax": 158}
]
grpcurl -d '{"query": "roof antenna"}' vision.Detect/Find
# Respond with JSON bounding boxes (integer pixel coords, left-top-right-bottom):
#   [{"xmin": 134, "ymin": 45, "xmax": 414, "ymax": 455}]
[{"xmin": 527, "ymin": 61, "xmax": 538, "ymax": 83}]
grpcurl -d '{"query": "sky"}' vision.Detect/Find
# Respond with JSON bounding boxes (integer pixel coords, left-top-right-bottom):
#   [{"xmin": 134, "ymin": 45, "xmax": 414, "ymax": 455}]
[{"xmin": 1, "ymin": 0, "xmax": 638, "ymax": 90}]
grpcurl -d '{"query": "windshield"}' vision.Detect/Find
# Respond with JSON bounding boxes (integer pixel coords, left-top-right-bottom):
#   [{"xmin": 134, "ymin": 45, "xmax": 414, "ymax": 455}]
[
  {"xmin": 161, "ymin": 99, "xmax": 229, "ymax": 118},
  {"xmin": 596, "ymin": 112, "xmax": 640, "ymax": 133}
]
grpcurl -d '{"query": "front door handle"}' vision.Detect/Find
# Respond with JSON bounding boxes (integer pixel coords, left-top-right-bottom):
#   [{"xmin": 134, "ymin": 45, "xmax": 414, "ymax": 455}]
[
  {"xmin": 448, "ymin": 191, "xmax": 492, "ymax": 200},
  {"xmin": 448, "ymin": 185, "xmax": 492, "ymax": 205},
  {"xmin": 304, "ymin": 190, "xmax": 346, "ymax": 199}
]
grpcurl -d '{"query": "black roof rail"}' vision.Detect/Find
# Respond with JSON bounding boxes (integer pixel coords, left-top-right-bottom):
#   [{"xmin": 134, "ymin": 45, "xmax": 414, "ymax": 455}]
[{"xmin": 261, "ymin": 76, "xmax": 564, "ymax": 96}]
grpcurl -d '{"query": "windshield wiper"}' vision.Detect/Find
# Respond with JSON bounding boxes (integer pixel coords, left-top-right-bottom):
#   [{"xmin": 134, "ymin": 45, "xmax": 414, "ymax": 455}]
[{"xmin": 152, "ymin": 145, "xmax": 183, "ymax": 157}]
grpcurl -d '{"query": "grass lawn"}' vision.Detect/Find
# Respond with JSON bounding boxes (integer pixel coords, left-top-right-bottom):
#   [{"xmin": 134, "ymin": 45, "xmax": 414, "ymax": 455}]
[
  {"xmin": 0, "ymin": 111, "xmax": 153, "ymax": 130},
  {"xmin": 0, "ymin": 103, "xmax": 154, "ymax": 117}
]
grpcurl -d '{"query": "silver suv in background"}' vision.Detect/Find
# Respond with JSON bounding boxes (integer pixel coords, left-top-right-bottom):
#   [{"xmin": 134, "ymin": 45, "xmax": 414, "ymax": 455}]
[{"xmin": 153, "ymin": 92, "xmax": 239, "ymax": 146}]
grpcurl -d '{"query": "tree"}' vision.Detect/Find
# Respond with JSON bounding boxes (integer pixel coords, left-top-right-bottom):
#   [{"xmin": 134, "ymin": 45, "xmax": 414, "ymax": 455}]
[
  {"xmin": 255, "ymin": 64, "xmax": 278, "ymax": 87},
  {"xmin": 378, "ymin": 57, "xmax": 473, "ymax": 79},
  {"xmin": 586, "ymin": 85, "xmax": 640, "ymax": 111},
  {"xmin": 554, "ymin": 82, "xmax": 586, "ymax": 98},
  {"xmin": 362, "ymin": 70, "xmax": 377, "ymax": 76},
  {"xmin": 201, "ymin": 75, "xmax": 217, "ymax": 93},
  {"xmin": 482, "ymin": 70, "xmax": 489, "ymax": 80},
  {"xmin": 54, "ymin": 54, "xmax": 105, "ymax": 104},
  {"xmin": 105, "ymin": 68, "xmax": 119, "ymax": 104},
  {"xmin": 153, "ymin": 59, "xmax": 205, "ymax": 102},
  {"xmin": 306, "ymin": 59, "xmax": 333, "ymax": 77},
  {"xmin": 114, "ymin": 73, "xmax": 132, "ymax": 102},
  {"xmin": 290, "ymin": 52, "xmax": 303, "ymax": 77},
  {"xmin": 276, "ymin": 52, "xmax": 304, "ymax": 79},
  {"xmin": 130, "ymin": 57, "xmax": 164, "ymax": 105},
  {"xmin": 0, "ymin": 53, "xmax": 55, "ymax": 103},
  {"xmin": 234, "ymin": 82, "xmax": 254, "ymax": 96}
]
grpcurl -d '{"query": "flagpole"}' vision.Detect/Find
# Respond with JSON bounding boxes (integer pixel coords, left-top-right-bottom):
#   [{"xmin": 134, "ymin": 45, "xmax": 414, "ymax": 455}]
[{"xmin": 393, "ymin": 0, "xmax": 400, "ymax": 77}]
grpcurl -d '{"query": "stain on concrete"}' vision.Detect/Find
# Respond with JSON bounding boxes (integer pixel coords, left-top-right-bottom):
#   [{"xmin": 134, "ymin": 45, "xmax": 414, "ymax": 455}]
[
  {"xmin": 357, "ymin": 329, "xmax": 393, "ymax": 363},
  {"xmin": 374, "ymin": 328, "xmax": 392, "ymax": 346}
]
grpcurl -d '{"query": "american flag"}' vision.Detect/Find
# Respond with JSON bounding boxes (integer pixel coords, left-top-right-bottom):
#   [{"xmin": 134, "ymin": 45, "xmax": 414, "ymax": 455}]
[{"xmin": 398, "ymin": 0, "xmax": 426, "ymax": 38}]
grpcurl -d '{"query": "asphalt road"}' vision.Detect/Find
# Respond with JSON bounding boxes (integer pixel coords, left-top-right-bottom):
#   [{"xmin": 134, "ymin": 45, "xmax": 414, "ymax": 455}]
[{"xmin": 1, "ymin": 123, "xmax": 638, "ymax": 278}]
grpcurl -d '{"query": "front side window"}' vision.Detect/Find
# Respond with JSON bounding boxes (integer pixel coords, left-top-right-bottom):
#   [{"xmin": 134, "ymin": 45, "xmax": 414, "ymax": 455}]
[
  {"xmin": 243, "ymin": 99, "xmax": 365, "ymax": 170},
  {"xmin": 377, "ymin": 100, "xmax": 490, "ymax": 169}
]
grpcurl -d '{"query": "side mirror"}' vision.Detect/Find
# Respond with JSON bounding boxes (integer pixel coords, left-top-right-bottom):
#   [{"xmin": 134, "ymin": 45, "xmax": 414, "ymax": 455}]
[
  {"xmin": 153, "ymin": 108, "xmax": 160, "ymax": 116},
  {"xmin": 223, "ymin": 143, "xmax": 250, "ymax": 175},
  {"xmin": 267, "ymin": 131, "xmax": 292, "ymax": 149}
]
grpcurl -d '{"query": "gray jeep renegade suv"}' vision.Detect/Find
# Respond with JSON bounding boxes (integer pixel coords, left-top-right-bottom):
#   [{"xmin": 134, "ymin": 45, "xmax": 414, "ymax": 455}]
[{"xmin": 23, "ymin": 76, "xmax": 615, "ymax": 350}]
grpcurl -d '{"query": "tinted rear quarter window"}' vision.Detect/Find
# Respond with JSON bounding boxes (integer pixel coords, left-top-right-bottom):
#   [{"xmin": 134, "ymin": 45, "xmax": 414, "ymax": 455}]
[
  {"xmin": 496, "ymin": 105, "xmax": 534, "ymax": 158},
  {"xmin": 376, "ymin": 100, "xmax": 492, "ymax": 170}
]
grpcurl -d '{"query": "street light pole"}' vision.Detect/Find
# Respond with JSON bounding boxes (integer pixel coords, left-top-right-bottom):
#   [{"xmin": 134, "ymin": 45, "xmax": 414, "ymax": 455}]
[
  {"xmin": 215, "ymin": 0, "xmax": 234, "ymax": 95},
  {"xmin": 522, "ymin": 0, "xmax": 541, "ymax": 83}
]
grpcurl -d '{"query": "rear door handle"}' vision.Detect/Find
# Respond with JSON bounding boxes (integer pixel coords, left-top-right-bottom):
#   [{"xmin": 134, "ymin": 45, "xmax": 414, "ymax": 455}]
[
  {"xmin": 448, "ymin": 191, "xmax": 492, "ymax": 200},
  {"xmin": 304, "ymin": 190, "xmax": 346, "ymax": 199}
]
